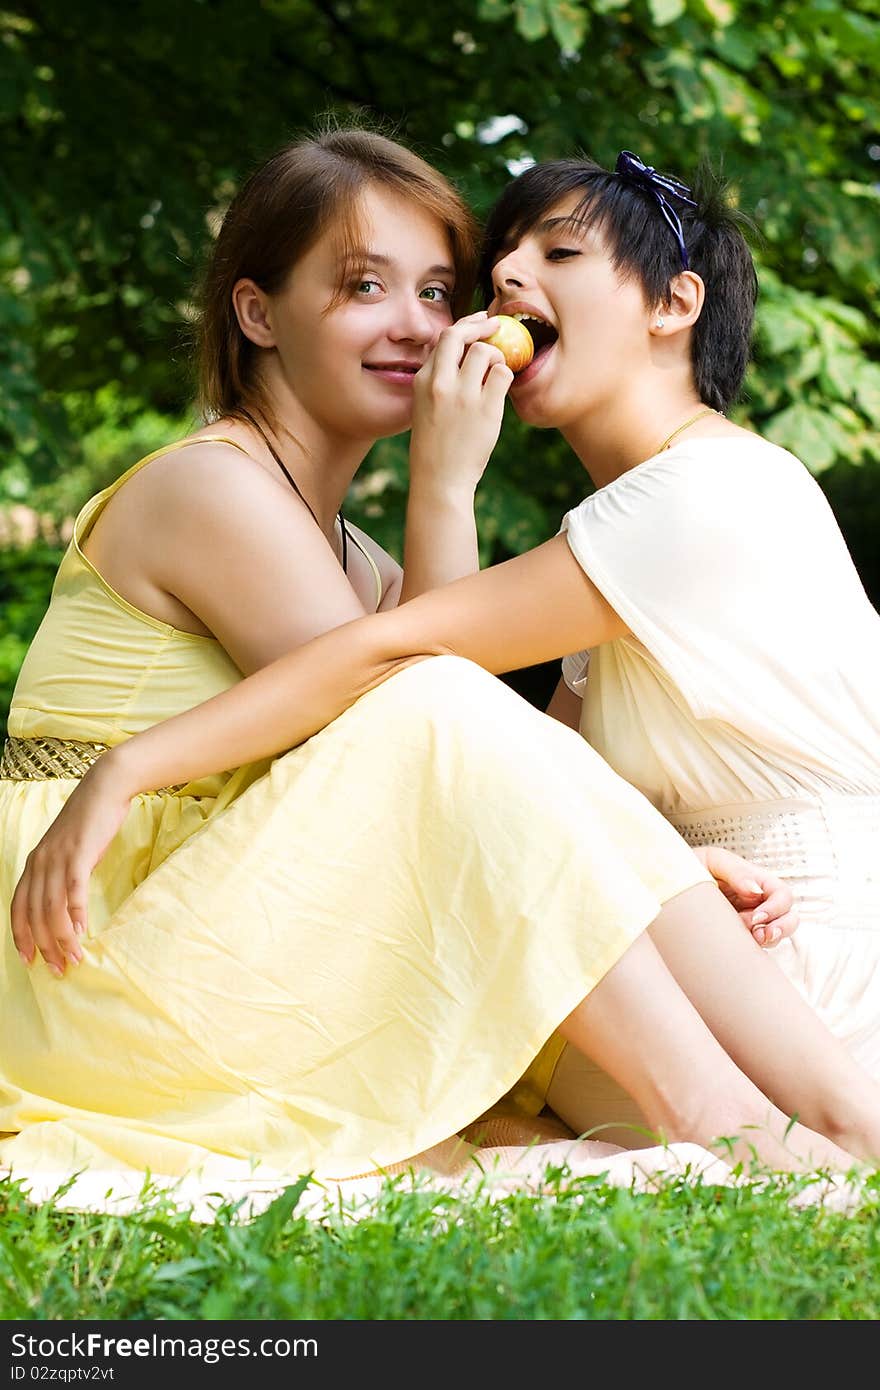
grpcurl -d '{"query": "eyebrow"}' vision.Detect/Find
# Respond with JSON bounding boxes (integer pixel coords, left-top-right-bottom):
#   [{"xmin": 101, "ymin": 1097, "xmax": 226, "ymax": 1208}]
[
  {"xmin": 534, "ymin": 215, "xmax": 589, "ymax": 236},
  {"xmin": 494, "ymin": 214, "xmax": 589, "ymax": 259},
  {"xmin": 346, "ymin": 248, "xmax": 455, "ymax": 277}
]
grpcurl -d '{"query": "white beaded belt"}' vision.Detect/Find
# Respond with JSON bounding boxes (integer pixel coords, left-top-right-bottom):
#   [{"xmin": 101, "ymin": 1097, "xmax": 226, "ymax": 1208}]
[{"xmin": 669, "ymin": 795, "xmax": 880, "ymax": 930}]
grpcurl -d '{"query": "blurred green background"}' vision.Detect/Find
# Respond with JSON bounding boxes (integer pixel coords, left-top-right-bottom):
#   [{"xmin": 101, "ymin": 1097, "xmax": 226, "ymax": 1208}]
[{"xmin": 2, "ymin": 0, "xmax": 879, "ymax": 730}]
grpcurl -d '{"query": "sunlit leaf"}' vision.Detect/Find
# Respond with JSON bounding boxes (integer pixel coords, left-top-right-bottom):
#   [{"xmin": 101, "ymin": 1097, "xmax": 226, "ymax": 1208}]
[
  {"xmin": 514, "ymin": 0, "xmax": 549, "ymax": 41},
  {"xmin": 648, "ymin": 0, "xmax": 686, "ymax": 25},
  {"xmin": 698, "ymin": 0, "xmax": 736, "ymax": 24},
  {"xmin": 477, "ymin": 0, "xmax": 512, "ymax": 21},
  {"xmin": 764, "ymin": 402, "xmax": 851, "ymax": 473},
  {"xmin": 854, "ymin": 364, "xmax": 880, "ymax": 425},
  {"xmin": 547, "ymin": 0, "xmax": 589, "ymax": 50}
]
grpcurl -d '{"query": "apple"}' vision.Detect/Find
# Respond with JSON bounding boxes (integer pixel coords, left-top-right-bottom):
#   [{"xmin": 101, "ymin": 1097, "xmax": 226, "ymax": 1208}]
[{"xmin": 485, "ymin": 315, "xmax": 534, "ymax": 373}]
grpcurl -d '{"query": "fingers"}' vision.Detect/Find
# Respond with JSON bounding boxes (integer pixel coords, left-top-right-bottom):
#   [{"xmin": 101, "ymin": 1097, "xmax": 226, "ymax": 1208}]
[
  {"xmin": 45, "ymin": 854, "xmax": 85, "ymax": 968},
  {"xmin": 751, "ymin": 902, "xmax": 799, "ymax": 948},
  {"xmin": 457, "ymin": 340, "xmax": 511, "ymax": 394},
  {"xmin": 700, "ymin": 843, "xmax": 799, "ymax": 950},
  {"xmin": 426, "ymin": 313, "xmax": 501, "ymax": 385},
  {"xmin": 9, "ymin": 874, "xmax": 35, "ymax": 967},
  {"xmin": 482, "ymin": 359, "xmax": 515, "ymax": 405},
  {"xmin": 10, "ymin": 767, "xmax": 127, "ymax": 980},
  {"xmin": 703, "ymin": 845, "xmax": 765, "ymax": 899},
  {"xmin": 751, "ymin": 879, "xmax": 796, "ymax": 929},
  {"xmin": 12, "ymin": 845, "xmax": 86, "ymax": 978},
  {"xmin": 703, "ymin": 845, "xmax": 796, "ymax": 915}
]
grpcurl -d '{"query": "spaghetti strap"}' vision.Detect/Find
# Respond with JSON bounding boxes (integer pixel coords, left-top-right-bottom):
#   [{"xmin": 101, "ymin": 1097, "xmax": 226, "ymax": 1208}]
[
  {"xmin": 345, "ymin": 528, "xmax": 384, "ymax": 610},
  {"xmin": 72, "ymin": 435, "xmax": 259, "ymax": 546}
]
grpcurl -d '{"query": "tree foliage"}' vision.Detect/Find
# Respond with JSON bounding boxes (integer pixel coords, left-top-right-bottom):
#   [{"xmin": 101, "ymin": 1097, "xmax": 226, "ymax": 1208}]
[{"xmin": 1, "ymin": 0, "xmax": 878, "ymax": 565}]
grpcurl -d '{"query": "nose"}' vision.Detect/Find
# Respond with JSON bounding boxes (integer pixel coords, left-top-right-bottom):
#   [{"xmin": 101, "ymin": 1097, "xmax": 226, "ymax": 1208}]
[
  {"xmin": 490, "ymin": 248, "xmax": 529, "ymax": 306},
  {"xmin": 387, "ymin": 295, "xmax": 444, "ymax": 345}
]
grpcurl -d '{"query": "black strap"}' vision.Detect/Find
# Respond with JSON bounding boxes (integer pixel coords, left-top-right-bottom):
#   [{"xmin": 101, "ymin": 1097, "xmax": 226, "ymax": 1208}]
[
  {"xmin": 339, "ymin": 506, "xmax": 348, "ymax": 572},
  {"xmin": 238, "ymin": 407, "xmax": 349, "ymax": 573}
]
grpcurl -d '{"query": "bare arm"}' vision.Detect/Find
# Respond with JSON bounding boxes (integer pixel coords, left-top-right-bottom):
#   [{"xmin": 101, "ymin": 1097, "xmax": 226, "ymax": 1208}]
[
  {"xmin": 545, "ymin": 675, "xmax": 583, "ymax": 731},
  {"xmin": 12, "ymin": 534, "xmax": 625, "ymax": 970},
  {"xmin": 399, "ymin": 313, "xmax": 510, "ymax": 600},
  {"xmin": 12, "ymin": 533, "xmax": 798, "ymax": 970},
  {"xmin": 108, "ymin": 534, "xmax": 624, "ymax": 794}
]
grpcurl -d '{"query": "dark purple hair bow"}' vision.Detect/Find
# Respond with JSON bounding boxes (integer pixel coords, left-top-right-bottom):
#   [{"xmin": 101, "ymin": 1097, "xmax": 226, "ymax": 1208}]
[{"xmin": 614, "ymin": 150, "xmax": 696, "ymax": 269}]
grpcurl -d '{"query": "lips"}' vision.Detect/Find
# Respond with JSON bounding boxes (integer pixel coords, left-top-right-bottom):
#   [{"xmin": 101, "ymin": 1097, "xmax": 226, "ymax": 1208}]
[{"xmin": 363, "ymin": 361, "xmax": 422, "ymax": 374}]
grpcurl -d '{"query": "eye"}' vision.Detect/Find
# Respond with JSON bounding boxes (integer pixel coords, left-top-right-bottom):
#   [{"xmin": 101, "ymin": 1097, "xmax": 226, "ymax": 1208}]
[
  {"xmin": 354, "ymin": 278, "xmax": 384, "ymax": 296},
  {"xmin": 546, "ymin": 247, "xmax": 581, "ymax": 262},
  {"xmin": 419, "ymin": 284, "xmax": 452, "ymax": 303}
]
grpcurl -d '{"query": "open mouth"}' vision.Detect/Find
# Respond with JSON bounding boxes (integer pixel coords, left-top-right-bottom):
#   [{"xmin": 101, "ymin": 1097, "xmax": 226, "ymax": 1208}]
[{"xmin": 511, "ymin": 312, "xmax": 558, "ymax": 359}]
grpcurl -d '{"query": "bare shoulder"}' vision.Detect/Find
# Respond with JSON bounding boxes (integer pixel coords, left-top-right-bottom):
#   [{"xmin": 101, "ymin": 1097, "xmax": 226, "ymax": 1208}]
[
  {"xmin": 134, "ymin": 435, "xmax": 275, "ymax": 509},
  {"xmin": 109, "ymin": 434, "xmax": 316, "ymax": 545},
  {"xmin": 85, "ymin": 431, "xmax": 314, "ymax": 583}
]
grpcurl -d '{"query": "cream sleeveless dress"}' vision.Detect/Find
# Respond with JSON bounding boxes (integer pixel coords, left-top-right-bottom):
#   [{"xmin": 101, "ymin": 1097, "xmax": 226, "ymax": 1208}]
[
  {"xmin": 0, "ymin": 438, "xmax": 712, "ymax": 1196},
  {"xmin": 561, "ymin": 435, "xmax": 880, "ymax": 1076}
]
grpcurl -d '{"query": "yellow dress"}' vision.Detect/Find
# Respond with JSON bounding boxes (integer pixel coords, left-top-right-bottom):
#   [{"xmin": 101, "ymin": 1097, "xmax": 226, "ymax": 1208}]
[{"xmin": 0, "ymin": 439, "xmax": 710, "ymax": 1192}]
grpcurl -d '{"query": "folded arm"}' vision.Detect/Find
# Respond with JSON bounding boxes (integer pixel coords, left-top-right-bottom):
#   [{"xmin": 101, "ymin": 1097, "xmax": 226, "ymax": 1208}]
[
  {"xmin": 12, "ymin": 536, "xmax": 624, "ymax": 971},
  {"xmin": 102, "ymin": 535, "xmax": 626, "ymax": 795}
]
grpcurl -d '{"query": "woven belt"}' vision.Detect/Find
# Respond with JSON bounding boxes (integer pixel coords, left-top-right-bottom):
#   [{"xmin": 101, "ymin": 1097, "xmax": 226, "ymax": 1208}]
[
  {"xmin": 1, "ymin": 734, "xmax": 189, "ymax": 794},
  {"xmin": 1, "ymin": 735, "xmax": 110, "ymax": 781}
]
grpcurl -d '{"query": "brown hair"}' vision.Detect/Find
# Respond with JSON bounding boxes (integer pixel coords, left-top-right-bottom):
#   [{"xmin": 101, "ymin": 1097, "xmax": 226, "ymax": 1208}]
[{"xmin": 195, "ymin": 122, "xmax": 480, "ymax": 422}]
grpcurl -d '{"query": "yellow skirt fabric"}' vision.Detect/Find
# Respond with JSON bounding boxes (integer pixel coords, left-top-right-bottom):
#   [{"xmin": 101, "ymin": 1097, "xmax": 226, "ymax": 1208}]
[{"xmin": 0, "ymin": 656, "xmax": 709, "ymax": 1190}]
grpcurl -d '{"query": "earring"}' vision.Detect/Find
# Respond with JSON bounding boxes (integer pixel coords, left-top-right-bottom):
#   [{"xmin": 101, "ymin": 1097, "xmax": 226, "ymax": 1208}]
[{"xmin": 656, "ymin": 317, "xmax": 665, "ymax": 329}]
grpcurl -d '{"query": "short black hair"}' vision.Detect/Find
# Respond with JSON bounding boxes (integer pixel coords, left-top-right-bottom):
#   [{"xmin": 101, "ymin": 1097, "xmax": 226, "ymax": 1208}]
[{"xmin": 478, "ymin": 155, "xmax": 760, "ymax": 414}]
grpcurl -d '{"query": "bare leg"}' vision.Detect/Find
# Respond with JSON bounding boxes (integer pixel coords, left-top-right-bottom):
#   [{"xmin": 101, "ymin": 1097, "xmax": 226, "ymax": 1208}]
[
  {"xmin": 547, "ymin": 1047, "xmax": 653, "ymax": 1149},
  {"xmin": 648, "ymin": 883, "xmax": 880, "ymax": 1161},
  {"xmin": 554, "ymin": 885, "xmax": 879, "ymax": 1172}
]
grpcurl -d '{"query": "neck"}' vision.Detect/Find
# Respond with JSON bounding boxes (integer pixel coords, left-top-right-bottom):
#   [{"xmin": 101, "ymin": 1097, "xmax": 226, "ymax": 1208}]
[
  {"xmin": 245, "ymin": 372, "xmax": 374, "ymax": 538},
  {"xmin": 561, "ymin": 381, "xmax": 713, "ymax": 491}
]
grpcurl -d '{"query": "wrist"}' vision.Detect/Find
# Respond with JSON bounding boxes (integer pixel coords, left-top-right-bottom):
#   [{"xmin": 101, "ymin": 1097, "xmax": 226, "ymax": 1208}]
[
  {"xmin": 406, "ymin": 473, "xmax": 478, "ymax": 511},
  {"xmin": 91, "ymin": 741, "xmax": 143, "ymax": 801}
]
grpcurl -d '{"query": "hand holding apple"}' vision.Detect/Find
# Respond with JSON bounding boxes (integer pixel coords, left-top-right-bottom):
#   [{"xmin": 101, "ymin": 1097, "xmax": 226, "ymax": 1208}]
[
  {"xmin": 484, "ymin": 315, "xmax": 534, "ymax": 374},
  {"xmin": 409, "ymin": 311, "xmax": 516, "ymax": 499}
]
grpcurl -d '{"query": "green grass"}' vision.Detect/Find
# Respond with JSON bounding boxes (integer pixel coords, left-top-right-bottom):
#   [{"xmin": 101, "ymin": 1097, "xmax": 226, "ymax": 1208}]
[{"xmin": 3, "ymin": 1163, "xmax": 880, "ymax": 1321}]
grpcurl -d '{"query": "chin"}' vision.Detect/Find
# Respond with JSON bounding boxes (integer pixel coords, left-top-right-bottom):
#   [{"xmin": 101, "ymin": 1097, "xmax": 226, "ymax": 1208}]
[
  {"xmin": 508, "ymin": 395, "xmax": 556, "ymax": 429},
  {"xmin": 364, "ymin": 407, "xmax": 413, "ymax": 439}
]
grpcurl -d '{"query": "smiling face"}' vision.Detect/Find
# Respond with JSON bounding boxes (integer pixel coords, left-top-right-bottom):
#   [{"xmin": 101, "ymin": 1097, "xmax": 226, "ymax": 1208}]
[
  {"xmin": 488, "ymin": 193, "xmax": 656, "ymax": 431},
  {"xmin": 264, "ymin": 184, "xmax": 457, "ymax": 443}
]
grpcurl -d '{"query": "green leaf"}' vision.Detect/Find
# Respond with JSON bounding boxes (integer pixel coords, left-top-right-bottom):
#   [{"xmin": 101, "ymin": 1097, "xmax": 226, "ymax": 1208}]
[
  {"xmin": 710, "ymin": 21, "xmax": 762, "ymax": 71},
  {"xmin": 817, "ymin": 326, "xmax": 862, "ymax": 402},
  {"xmin": 514, "ymin": 0, "xmax": 549, "ymax": 41},
  {"xmin": 151, "ymin": 1257, "xmax": 215, "ymax": 1282},
  {"xmin": 547, "ymin": 0, "xmax": 588, "ymax": 50},
  {"xmin": 648, "ymin": 0, "xmax": 686, "ymax": 25},
  {"xmin": 756, "ymin": 304, "xmax": 813, "ymax": 356},
  {"xmin": 789, "ymin": 345, "xmax": 822, "ymax": 387},
  {"xmin": 764, "ymin": 403, "xmax": 849, "ymax": 473},
  {"xmin": 700, "ymin": 57, "xmax": 768, "ymax": 139},
  {"xmin": 697, "ymin": 0, "xmax": 737, "ymax": 24},
  {"xmin": 477, "ymin": 0, "xmax": 512, "ymax": 21},
  {"xmin": 250, "ymin": 1175, "xmax": 314, "ymax": 1251},
  {"xmin": 855, "ymin": 363, "xmax": 880, "ymax": 425},
  {"xmin": 819, "ymin": 300, "xmax": 869, "ymax": 339}
]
